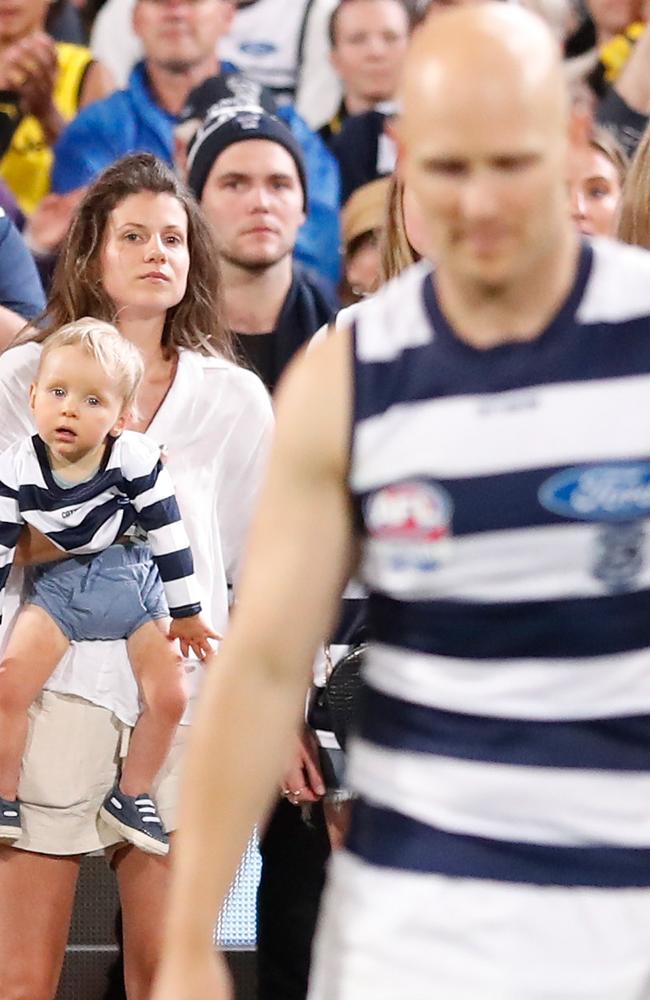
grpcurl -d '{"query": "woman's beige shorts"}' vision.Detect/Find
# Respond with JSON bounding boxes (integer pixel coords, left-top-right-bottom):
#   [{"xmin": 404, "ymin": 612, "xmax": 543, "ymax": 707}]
[{"xmin": 13, "ymin": 690, "xmax": 187, "ymax": 856}]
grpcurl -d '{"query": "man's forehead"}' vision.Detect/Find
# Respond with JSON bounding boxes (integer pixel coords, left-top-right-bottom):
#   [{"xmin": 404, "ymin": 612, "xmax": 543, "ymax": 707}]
[
  {"xmin": 210, "ymin": 140, "xmax": 300, "ymax": 177},
  {"xmin": 402, "ymin": 91, "xmax": 553, "ymax": 143},
  {"xmin": 399, "ymin": 56, "xmax": 563, "ymax": 152},
  {"xmin": 400, "ymin": 3, "xmax": 563, "ymax": 109},
  {"xmin": 337, "ymin": 0, "xmax": 409, "ymax": 27}
]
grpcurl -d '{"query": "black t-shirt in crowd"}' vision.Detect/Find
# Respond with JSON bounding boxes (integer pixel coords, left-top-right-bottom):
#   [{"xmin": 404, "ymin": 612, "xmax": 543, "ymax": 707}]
[
  {"xmin": 233, "ymin": 331, "xmax": 276, "ymax": 391},
  {"xmin": 232, "ymin": 263, "xmax": 337, "ymax": 394}
]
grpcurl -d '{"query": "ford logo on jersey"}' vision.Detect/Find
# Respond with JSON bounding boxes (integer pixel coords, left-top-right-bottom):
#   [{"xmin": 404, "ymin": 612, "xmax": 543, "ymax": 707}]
[
  {"xmin": 539, "ymin": 463, "xmax": 650, "ymax": 521},
  {"xmin": 239, "ymin": 41, "xmax": 277, "ymax": 56}
]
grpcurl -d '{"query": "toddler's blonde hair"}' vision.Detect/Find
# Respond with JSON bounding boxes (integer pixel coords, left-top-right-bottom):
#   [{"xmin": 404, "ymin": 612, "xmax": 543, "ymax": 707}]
[{"xmin": 38, "ymin": 318, "xmax": 144, "ymax": 412}]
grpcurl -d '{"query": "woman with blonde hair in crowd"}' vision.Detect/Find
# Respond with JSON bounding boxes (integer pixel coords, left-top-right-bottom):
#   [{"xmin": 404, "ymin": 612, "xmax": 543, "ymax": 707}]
[
  {"xmin": 618, "ymin": 120, "xmax": 650, "ymax": 245},
  {"xmin": 0, "ymin": 151, "xmax": 272, "ymax": 1000},
  {"xmin": 568, "ymin": 125, "xmax": 628, "ymax": 236}
]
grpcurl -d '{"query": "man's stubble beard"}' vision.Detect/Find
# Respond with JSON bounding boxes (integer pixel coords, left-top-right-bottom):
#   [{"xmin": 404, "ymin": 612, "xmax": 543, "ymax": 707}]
[
  {"xmin": 219, "ymin": 245, "xmax": 293, "ymax": 276},
  {"xmin": 157, "ymin": 52, "xmax": 205, "ymax": 74}
]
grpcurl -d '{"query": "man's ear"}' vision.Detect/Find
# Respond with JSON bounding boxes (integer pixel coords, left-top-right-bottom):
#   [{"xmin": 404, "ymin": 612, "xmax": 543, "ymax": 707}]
[
  {"xmin": 132, "ymin": 0, "xmax": 144, "ymax": 41},
  {"xmin": 221, "ymin": 0, "xmax": 237, "ymax": 33}
]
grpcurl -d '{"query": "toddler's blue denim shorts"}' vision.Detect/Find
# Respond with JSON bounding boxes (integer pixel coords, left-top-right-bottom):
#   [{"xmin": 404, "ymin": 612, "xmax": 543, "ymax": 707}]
[{"xmin": 27, "ymin": 542, "xmax": 168, "ymax": 642}]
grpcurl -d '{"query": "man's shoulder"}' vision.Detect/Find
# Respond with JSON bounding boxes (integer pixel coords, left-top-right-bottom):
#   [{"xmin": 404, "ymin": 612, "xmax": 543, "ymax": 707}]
[
  {"xmin": 292, "ymin": 262, "xmax": 338, "ymax": 317},
  {"xmin": 59, "ymin": 86, "xmax": 138, "ymax": 134},
  {"xmin": 579, "ymin": 237, "xmax": 650, "ymax": 325},
  {"xmin": 353, "ymin": 261, "xmax": 434, "ymax": 362}
]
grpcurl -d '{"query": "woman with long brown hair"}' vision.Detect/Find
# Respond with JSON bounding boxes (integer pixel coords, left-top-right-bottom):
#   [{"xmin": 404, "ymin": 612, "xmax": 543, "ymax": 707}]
[{"xmin": 0, "ymin": 152, "xmax": 272, "ymax": 1000}]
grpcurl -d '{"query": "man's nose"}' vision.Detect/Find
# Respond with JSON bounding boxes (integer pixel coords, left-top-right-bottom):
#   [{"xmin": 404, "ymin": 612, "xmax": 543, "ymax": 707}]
[
  {"xmin": 250, "ymin": 184, "xmax": 272, "ymax": 211},
  {"xmin": 458, "ymin": 170, "xmax": 501, "ymax": 220}
]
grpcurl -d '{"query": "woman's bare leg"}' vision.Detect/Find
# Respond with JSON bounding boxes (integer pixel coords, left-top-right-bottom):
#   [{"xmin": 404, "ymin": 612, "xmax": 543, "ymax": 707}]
[
  {"xmin": 121, "ymin": 621, "xmax": 186, "ymax": 796},
  {"xmin": 0, "ymin": 846, "xmax": 80, "ymax": 1000},
  {"xmin": 115, "ymin": 841, "xmax": 172, "ymax": 1000},
  {"xmin": 0, "ymin": 606, "xmax": 69, "ymax": 799}
]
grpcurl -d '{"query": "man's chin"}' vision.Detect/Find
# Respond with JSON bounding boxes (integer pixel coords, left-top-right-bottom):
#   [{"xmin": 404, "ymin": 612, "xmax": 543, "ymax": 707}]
[
  {"xmin": 452, "ymin": 249, "xmax": 521, "ymax": 291},
  {"xmin": 158, "ymin": 57, "xmax": 196, "ymax": 74},
  {"xmin": 226, "ymin": 249, "xmax": 291, "ymax": 273}
]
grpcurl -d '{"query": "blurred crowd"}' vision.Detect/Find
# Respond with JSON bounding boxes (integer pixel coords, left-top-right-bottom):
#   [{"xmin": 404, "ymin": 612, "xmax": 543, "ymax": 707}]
[
  {"xmin": 4, "ymin": 2, "xmax": 650, "ymax": 999},
  {"xmin": 2, "ymin": 0, "xmax": 650, "ymax": 341}
]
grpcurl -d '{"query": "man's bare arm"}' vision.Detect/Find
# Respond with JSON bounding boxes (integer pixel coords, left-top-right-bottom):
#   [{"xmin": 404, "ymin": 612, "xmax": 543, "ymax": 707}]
[{"xmin": 152, "ymin": 329, "xmax": 356, "ymax": 1000}]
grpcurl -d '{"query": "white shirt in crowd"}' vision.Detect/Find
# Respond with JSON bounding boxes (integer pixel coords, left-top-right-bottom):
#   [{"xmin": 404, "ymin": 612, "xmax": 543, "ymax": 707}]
[
  {"xmin": 90, "ymin": 0, "xmax": 341, "ymax": 129},
  {"xmin": 0, "ymin": 342, "xmax": 273, "ymax": 726}
]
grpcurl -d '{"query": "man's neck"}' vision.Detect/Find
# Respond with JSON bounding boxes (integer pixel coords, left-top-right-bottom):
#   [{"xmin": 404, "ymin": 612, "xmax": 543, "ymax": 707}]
[
  {"xmin": 344, "ymin": 91, "xmax": 387, "ymax": 116},
  {"xmin": 146, "ymin": 55, "xmax": 221, "ymax": 116},
  {"xmin": 222, "ymin": 256, "xmax": 294, "ymax": 334},
  {"xmin": 434, "ymin": 226, "xmax": 581, "ymax": 350}
]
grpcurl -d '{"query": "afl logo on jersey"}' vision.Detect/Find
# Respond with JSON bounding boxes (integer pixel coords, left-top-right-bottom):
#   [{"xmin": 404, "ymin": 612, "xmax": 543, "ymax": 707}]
[{"xmin": 364, "ymin": 481, "xmax": 453, "ymax": 573}]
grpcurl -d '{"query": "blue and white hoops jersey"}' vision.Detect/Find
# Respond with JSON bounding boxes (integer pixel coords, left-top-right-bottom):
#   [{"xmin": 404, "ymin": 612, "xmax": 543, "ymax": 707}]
[{"xmin": 345, "ymin": 239, "xmax": 650, "ymax": 890}]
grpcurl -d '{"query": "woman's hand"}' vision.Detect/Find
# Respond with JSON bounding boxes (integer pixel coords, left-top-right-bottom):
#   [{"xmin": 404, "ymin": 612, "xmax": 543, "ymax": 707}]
[
  {"xmin": 14, "ymin": 524, "xmax": 64, "ymax": 566},
  {"xmin": 24, "ymin": 190, "xmax": 84, "ymax": 256},
  {"xmin": 150, "ymin": 950, "xmax": 233, "ymax": 1000},
  {"xmin": 280, "ymin": 728, "xmax": 326, "ymax": 806},
  {"xmin": 168, "ymin": 614, "xmax": 221, "ymax": 659}
]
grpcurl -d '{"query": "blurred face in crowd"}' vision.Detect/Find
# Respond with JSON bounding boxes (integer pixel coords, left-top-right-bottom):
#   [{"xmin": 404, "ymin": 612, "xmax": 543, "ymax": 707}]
[
  {"xmin": 398, "ymin": 9, "xmax": 571, "ymax": 295},
  {"xmin": 567, "ymin": 142, "xmax": 622, "ymax": 237},
  {"xmin": 200, "ymin": 139, "xmax": 305, "ymax": 271},
  {"xmin": 425, "ymin": 0, "xmax": 484, "ymax": 15},
  {"xmin": 133, "ymin": 0, "xmax": 235, "ymax": 73},
  {"xmin": 586, "ymin": 0, "xmax": 641, "ymax": 40},
  {"xmin": 402, "ymin": 183, "xmax": 433, "ymax": 258},
  {"xmin": 345, "ymin": 231, "xmax": 382, "ymax": 297},
  {"xmin": 331, "ymin": 0, "xmax": 410, "ymax": 108},
  {"xmin": 100, "ymin": 191, "xmax": 190, "ymax": 319},
  {"xmin": 0, "ymin": 0, "xmax": 48, "ymax": 44}
]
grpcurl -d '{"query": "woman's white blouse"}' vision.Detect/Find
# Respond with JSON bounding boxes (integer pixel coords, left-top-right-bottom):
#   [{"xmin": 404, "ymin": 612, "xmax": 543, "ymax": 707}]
[{"xmin": 0, "ymin": 343, "xmax": 274, "ymax": 725}]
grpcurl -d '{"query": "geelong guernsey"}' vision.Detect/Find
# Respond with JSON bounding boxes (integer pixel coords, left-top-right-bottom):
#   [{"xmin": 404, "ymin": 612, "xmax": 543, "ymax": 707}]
[
  {"xmin": 0, "ymin": 429, "xmax": 201, "ymax": 622},
  {"xmin": 346, "ymin": 240, "xmax": 650, "ymax": 889},
  {"xmin": 219, "ymin": 0, "xmax": 314, "ymax": 102}
]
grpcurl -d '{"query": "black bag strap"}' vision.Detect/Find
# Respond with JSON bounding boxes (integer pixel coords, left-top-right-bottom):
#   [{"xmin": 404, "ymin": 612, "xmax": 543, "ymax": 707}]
[{"xmin": 294, "ymin": 0, "xmax": 317, "ymax": 97}]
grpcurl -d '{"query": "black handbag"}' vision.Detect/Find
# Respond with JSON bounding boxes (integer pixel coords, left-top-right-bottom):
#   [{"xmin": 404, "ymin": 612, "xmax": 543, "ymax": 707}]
[{"xmin": 321, "ymin": 640, "xmax": 367, "ymax": 751}]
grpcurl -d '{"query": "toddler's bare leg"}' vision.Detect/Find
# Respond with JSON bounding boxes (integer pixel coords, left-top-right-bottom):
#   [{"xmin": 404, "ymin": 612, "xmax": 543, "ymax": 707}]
[
  {"xmin": 121, "ymin": 619, "xmax": 187, "ymax": 795},
  {"xmin": 0, "ymin": 605, "xmax": 69, "ymax": 799}
]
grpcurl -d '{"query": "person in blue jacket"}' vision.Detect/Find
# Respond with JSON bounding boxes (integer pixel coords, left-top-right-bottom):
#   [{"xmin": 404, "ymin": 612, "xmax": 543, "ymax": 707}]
[
  {"xmin": 50, "ymin": 0, "xmax": 341, "ymax": 284},
  {"xmin": 0, "ymin": 208, "xmax": 45, "ymax": 348}
]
